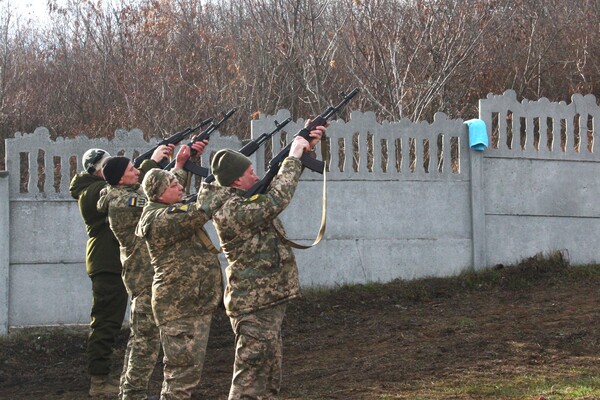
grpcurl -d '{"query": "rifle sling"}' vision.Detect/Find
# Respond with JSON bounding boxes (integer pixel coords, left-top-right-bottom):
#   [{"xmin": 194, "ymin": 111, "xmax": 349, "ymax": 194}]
[
  {"xmin": 272, "ymin": 140, "xmax": 328, "ymax": 250},
  {"xmin": 196, "ymin": 226, "xmax": 221, "ymax": 255},
  {"xmin": 157, "ymin": 158, "xmax": 170, "ymax": 169},
  {"xmin": 184, "ymin": 171, "xmax": 193, "ymax": 196}
]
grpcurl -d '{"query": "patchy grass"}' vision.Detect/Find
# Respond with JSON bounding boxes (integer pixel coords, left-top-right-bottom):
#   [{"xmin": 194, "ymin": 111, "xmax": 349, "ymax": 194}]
[{"xmin": 297, "ymin": 249, "xmax": 587, "ymax": 307}]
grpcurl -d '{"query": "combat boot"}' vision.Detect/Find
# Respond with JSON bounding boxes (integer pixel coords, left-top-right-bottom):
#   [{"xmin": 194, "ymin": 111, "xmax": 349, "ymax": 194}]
[{"xmin": 89, "ymin": 374, "xmax": 120, "ymax": 397}]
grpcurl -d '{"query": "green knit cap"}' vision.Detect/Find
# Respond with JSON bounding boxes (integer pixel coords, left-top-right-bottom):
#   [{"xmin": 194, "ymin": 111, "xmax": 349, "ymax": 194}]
[
  {"xmin": 211, "ymin": 149, "xmax": 252, "ymax": 187},
  {"xmin": 141, "ymin": 168, "xmax": 177, "ymax": 201}
]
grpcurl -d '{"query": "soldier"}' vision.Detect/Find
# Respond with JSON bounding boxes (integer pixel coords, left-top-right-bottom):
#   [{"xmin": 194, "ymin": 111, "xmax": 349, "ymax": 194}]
[
  {"xmin": 69, "ymin": 148, "xmax": 129, "ymax": 397},
  {"xmin": 135, "ymin": 141, "xmax": 229, "ymax": 400},
  {"xmin": 197, "ymin": 124, "xmax": 325, "ymax": 400},
  {"xmin": 97, "ymin": 143, "xmax": 179, "ymax": 400}
]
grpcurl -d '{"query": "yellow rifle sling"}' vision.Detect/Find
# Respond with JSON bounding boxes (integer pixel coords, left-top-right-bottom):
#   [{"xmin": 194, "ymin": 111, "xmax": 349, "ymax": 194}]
[
  {"xmin": 272, "ymin": 140, "xmax": 328, "ymax": 249},
  {"xmin": 196, "ymin": 227, "xmax": 221, "ymax": 255}
]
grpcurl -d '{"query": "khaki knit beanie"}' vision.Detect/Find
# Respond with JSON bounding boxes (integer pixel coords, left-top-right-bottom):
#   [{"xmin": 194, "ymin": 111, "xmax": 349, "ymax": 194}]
[{"xmin": 210, "ymin": 149, "xmax": 252, "ymax": 187}]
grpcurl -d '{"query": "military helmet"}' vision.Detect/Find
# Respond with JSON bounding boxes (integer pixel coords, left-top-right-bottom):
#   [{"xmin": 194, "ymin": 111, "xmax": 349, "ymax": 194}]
[{"xmin": 82, "ymin": 148, "xmax": 111, "ymax": 174}]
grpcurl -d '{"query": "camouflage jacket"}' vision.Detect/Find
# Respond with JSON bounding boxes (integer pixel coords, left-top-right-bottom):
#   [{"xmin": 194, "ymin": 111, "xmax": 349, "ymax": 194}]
[
  {"xmin": 97, "ymin": 183, "xmax": 152, "ymax": 310},
  {"xmin": 135, "ymin": 172, "xmax": 226, "ymax": 326},
  {"xmin": 205, "ymin": 156, "xmax": 303, "ymax": 317},
  {"xmin": 69, "ymin": 172, "xmax": 121, "ymax": 276}
]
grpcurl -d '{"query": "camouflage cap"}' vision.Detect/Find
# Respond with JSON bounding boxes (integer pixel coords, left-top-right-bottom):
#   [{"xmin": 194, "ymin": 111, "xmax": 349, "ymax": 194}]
[
  {"xmin": 82, "ymin": 148, "xmax": 111, "ymax": 174},
  {"xmin": 141, "ymin": 168, "xmax": 177, "ymax": 201},
  {"xmin": 210, "ymin": 148, "xmax": 252, "ymax": 187}
]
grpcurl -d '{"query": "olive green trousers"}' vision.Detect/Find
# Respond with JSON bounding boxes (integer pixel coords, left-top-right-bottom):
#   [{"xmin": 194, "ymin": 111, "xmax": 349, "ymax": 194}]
[{"xmin": 88, "ymin": 272, "xmax": 128, "ymax": 376}]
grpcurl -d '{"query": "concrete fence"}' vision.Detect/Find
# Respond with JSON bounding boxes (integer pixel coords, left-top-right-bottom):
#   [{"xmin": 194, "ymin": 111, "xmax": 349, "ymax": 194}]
[{"xmin": 2, "ymin": 89, "xmax": 600, "ymax": 334}]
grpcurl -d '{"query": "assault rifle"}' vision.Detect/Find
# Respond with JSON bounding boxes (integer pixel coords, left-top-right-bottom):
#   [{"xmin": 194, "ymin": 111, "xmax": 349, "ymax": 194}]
[
  {"xmin": 204, "ymin": 117, "xmax": 293, "ymax": 184},
  {"xmin": 243, "ymin": 88, "xmax": 359, "ymax": 198},
  {"xmin": 163, "ymin": 108, "xmax": 237, "ymax": 177},
  {"xmin": 132, "ymin": 117, "xmax": 213, "ymax": 168},
  {"xmin": 183, "ymin": 117, "xmax": 293, "ymax": 203}
]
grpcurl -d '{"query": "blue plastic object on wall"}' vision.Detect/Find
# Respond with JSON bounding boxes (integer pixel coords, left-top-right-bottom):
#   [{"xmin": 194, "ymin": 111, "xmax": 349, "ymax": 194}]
[{"xmin": 465, "ymin": 119, "xmax": 488, "ymax": 151}]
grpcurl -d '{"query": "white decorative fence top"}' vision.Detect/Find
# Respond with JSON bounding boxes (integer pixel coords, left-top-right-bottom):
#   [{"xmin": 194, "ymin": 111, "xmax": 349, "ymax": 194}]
[
  {"xmin": 5, "ymin": 110, "xmax": 475, "ymax": 202},
  {"xmin": 480, "ymin": 90, "xmax": 600, "ymax": 160},
  {"xmin": 236, "ymin": 109, "xmax": 471, "ymax": 183},
  {"xmin": 5, "ymin": 128, "xmax": 243, "ymax": 200},
  {"xmin": 6, "ymin": 90, "xmax": 600, "ymax": 201}
]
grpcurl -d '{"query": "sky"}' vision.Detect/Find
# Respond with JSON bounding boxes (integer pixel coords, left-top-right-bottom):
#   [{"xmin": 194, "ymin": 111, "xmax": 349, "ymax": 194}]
[
  {"xmin": 17, "ymin": 0, "xmax": 48, "ymax": 14},
  {"xmin": 6, "ymin": 0, "xmax": 55, "ymax": 25},
  {"xmin": 7, "ymin": 0, "xmax": 129, "ymax": 27}
]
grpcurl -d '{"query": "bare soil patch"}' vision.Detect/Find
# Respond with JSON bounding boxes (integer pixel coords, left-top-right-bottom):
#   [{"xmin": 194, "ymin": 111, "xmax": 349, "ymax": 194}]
[{"xmin": 1, "ymin": 253, "xmax": 599, "ymax": 400}]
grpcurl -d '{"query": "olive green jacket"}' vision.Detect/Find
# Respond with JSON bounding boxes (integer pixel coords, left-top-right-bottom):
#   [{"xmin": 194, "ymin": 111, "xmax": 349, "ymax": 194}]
[
  {"xmin": 69, "ymin": 159, "xmax": 159, "ymax": 277},
  {"xmin": 70, "ymin": 173, "xmax": 121, "ymax": 276}
]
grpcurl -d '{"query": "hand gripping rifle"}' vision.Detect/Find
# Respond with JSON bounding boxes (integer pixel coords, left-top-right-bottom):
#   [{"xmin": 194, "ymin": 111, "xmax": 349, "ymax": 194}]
[
  {"xmin": 132, "ymin": 117, "xmax": 213, "ymax": 169},
  {"xmin": 183, "ymin": 117, "xmax": 293, "ymax": 203},
  {"xmin": 204, "ymin": 117, "xmax": 293, "ymax": 184},
  {"xmin": 243, "ymin": 88, "xmax": 359, "ymax": 199},
  {"xmin": 163, "ymin": 108, "xmax": 237, "ymax": 177}
]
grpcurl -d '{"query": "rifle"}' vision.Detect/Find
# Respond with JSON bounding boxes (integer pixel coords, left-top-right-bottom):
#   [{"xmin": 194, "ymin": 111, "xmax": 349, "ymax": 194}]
[
  {"xmin": 183, "ymin": 117, "xmax": 293, "ymax": 203},
  {"xmin": 132, "ymin": 117, "xmax": 213, "ymax": 168},
  {"xmin": 163, "ymin": 108, "xmax": 237, "ymax": 177},
  {"xmin": 243, "ymin": 88, "xmax": 359, "ymax": 198},
  {"xmin": 204, "ymin": 117, "xmax": 293, "ymax": 184}
]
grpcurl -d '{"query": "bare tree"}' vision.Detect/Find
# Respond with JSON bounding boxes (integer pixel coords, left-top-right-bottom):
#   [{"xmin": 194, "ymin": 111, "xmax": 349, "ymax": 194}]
[{"xmin": 1, "ymin": 0, "xmax": 600, "ymax": 164}]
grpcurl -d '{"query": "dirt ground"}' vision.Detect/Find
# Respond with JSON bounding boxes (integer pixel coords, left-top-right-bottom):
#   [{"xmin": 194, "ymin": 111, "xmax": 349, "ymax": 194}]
[{"xmin": 1, "ymin": 253, "xmax": 600, "ymax": 400}]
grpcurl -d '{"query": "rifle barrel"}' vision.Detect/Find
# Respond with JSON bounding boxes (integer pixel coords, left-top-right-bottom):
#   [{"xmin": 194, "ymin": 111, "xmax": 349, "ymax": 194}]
[
  {"xmin": 163, "ymin": 108, "xmax": 237, "ymax": 173},
  {"xmin": 243, "ymin": 88, "xmax": 359, "ymax": 198},
  {"xmin": 204, "ymin": 117, "xmax": 292, "ymax": 183},
  {"xmin": 132, "ymin": 117, "xmax": 213, "ymax": 168}
]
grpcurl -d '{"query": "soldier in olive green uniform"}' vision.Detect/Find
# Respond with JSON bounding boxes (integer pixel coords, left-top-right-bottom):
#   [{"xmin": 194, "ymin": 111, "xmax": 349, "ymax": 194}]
[
  {"xmin": 135, "ymin": 142, "xmax": 229, "ymax": 400},
  {"xmin": 97, "ymin": 144, "xmax": 176, "ymax": 400},
  {"xmin": 69, "ymin": 148, "xmax": 129, "ymax": 397},
  {"xmin": 201, "ymin": 127, "xmax": 324, "ymax": 400}
]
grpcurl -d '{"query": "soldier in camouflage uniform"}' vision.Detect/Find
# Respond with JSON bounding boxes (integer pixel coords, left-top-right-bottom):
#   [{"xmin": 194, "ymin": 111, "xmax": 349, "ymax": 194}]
[
  {"xmin": 69, "ymin": 148, "xmax": 128, "ymax": 397},
  {"xmin": 199, "ymin": 125, "xmax": 325, "ymax": 400},
  {"xmin": 135, "ymin": 141, "xmax": 230, "ymax": 400},
  {"xmin": 97, "ymin": 143, "xmax": 178, "ymax": 400}
]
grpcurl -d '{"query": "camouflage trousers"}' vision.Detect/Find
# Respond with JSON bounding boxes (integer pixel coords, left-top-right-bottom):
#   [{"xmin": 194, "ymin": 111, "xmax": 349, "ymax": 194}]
[
  {"xmin": 159, "ymin": 314, "xmax": 213, "ymax": 400},
  {"xmin": 228, "ymin": 303, "xmax": 287, "ymax": 400},
  {"xmin": 120, "ymin": 294, "xmax": 161, "ymax": 400}
]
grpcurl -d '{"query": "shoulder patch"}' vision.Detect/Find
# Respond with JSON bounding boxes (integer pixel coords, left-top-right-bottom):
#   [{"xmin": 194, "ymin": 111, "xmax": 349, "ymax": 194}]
[
  {"xmin": 244, "ymin": 194, "xmax": 265, "ymax": 203},
  {"xmin": 167, "ymin": 204, "xmax": 190, "ymax": 213},
  {"xmin": 128, "ymin": 196, "xmax": 147, "ymax": 208}
]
